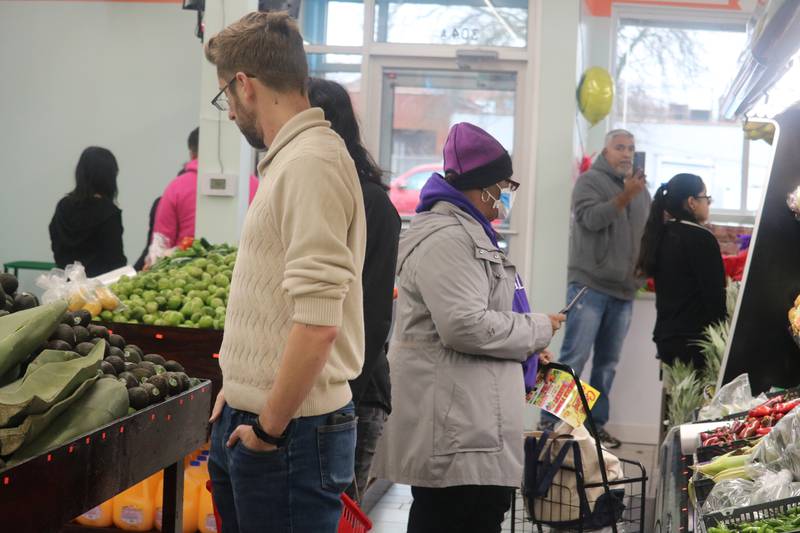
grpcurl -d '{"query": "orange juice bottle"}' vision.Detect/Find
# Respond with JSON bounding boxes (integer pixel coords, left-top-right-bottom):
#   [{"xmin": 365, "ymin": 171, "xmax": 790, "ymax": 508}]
[
  {"xmin": 113, "ymin": 479, "xmax": 155, "ymax": 531},
  {"xmin": 154, "ymin": 462, "xmax": 200, "ymax": 533},
  {"xmin": 197, "ymin": 480, "xmax": 218, "ymax": 533},
  {"xmin": 75, "ymin": 499, "xmax": 113, "ymax": 527}
]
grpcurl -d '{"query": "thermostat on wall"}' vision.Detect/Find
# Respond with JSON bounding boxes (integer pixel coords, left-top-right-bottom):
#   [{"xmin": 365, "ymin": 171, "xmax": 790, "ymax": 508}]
[{"xmin": 200, "ymin": 173, "xmax": 238, "ymax": 197}]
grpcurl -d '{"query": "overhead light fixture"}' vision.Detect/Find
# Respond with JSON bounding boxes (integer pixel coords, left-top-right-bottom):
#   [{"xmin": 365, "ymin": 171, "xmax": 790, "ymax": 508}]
[{"xmin": 182, "ymin": 0, "xmax": 205, "ymax": 11}]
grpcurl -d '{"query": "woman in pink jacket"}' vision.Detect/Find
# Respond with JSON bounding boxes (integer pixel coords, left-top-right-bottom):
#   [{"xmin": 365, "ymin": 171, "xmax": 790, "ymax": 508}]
[{"xmin": 148, "ymin": 128, "xmax": 258, "ymax": 264}]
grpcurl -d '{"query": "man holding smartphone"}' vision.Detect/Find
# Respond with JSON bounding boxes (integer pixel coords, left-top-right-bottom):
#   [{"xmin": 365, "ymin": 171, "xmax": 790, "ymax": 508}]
[{"xmin": 541, "ymin": 129, "xmax": 651, "ymax": 449}]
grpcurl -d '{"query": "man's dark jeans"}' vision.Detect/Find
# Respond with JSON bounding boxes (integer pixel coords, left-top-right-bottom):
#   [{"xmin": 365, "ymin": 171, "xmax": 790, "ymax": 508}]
[{"xmin": 209, "ymin": 402, "xmax": 356, "ymax": 533}]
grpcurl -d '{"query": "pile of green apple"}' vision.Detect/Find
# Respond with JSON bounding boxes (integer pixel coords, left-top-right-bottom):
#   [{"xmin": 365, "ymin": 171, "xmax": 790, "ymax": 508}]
[{"xmin": 106, "ymin": 245, "xmax": 235, "ymax": 329}]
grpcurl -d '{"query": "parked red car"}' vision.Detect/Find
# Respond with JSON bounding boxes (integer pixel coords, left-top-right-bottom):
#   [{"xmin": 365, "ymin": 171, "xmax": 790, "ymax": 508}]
[{"xmin": 389, "ymin": 163, "xmax": 441, "ymax": 217}]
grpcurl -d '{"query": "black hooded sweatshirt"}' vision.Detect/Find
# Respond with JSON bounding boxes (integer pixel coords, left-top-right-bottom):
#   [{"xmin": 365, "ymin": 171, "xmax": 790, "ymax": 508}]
[{"xmin": 49, "ymin": 195, "xmax": 127, "ymax": 277}]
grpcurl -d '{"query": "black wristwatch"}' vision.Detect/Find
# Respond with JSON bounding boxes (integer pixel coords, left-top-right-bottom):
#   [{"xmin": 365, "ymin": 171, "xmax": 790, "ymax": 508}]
[{"xmin": 251, "ymin": 417, "xmax": 287, "ymax": 447}]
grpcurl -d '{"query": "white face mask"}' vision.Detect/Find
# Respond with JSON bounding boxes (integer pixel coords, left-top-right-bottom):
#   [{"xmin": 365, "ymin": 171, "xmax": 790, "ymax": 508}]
[{"xmin": 486, "ymin": 186, "xmax": 515, "ymax": 219}]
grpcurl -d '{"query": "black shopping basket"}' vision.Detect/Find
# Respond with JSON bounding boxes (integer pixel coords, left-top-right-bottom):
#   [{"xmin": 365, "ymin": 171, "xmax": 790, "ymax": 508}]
[{"xmin": 514, "ymin": 363, "xmax": 648, "ymax": 533}]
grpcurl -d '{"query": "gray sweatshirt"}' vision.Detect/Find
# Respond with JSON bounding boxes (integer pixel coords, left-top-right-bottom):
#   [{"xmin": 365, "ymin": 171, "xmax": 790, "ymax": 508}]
[{"xmin": 567, "ymin": 154, "xmax": 651, "ymax": 301}]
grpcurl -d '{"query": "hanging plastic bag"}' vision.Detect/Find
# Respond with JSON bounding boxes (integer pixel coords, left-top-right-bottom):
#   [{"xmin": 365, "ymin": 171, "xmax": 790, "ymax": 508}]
[
  {"xmin": 698, "ymin": 374, "xmax": 767, "ymax": 421},
  {"xmin": 144, "ymin": 233, "xmax": 177, "ymax": 270}
]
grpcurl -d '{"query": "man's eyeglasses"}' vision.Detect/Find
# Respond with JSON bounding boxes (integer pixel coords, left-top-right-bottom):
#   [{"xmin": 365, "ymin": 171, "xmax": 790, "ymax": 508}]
[
  {"xmin": 211, "ymin": 74, "xmax": 257, "ymax": 111},
  {"xmin": 694, "ymin": 195, "xmax": 713, "ymax": 205}
]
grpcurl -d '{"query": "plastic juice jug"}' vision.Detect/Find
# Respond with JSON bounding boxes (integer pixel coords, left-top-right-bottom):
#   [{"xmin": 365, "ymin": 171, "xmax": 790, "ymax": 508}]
[
  {"xmin": 154, "ymin": 463, "xmax": 200, "ymax": 533},
  {"xmin": 194, "ymin": 456, "xmax": 210, "ymax": 480},
  {"xmin": 75, "ymin": 499, "xmax": 113, "ymax": 527},
  {"xmin": 113, "ymin": 479, "xmax": 155, "ymax": 531},
  {"xmin": 197, "ymin": 480, "xmax": 218, "ymax": 533}
]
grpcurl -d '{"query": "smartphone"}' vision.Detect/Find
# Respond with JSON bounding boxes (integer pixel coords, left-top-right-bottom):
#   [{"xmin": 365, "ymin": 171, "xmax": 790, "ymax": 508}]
[
  {"xmin": 633, "ymin": 151, "xmax": 646, "ymax": 173},
  {"xmin": 560, "ymin": 287, "xmax": 588, "ymax": 315}
]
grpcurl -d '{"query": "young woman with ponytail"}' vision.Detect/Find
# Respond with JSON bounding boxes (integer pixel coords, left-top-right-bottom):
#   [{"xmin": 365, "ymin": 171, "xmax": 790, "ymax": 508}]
[{"xmin": 636, "ymin": 173, "xmax": 726, "ymax": 368}]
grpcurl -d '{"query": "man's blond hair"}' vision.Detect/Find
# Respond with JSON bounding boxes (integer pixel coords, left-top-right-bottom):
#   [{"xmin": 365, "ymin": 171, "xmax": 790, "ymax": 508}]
[{"xmin": 205, "ymin": 11, "xmax": 308, "ymax": 94}]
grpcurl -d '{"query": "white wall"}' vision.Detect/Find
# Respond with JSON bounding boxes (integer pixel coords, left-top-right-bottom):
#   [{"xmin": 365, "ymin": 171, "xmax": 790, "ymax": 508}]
[{"xmin": 0, "ymin": 1, "xmax": 202, "ymax": 289}]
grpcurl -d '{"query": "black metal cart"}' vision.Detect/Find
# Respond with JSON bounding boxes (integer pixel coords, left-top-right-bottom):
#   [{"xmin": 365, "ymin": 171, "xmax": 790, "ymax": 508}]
[{"xmin": 511, "ymin": 363, "xmax": 648, "ymax": 533}]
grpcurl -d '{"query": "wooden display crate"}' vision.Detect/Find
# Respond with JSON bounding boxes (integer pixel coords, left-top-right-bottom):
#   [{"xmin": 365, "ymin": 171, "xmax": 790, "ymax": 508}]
[{"xmin": 0, "ymin": 381, "xmax": 212, "ymax": 533}]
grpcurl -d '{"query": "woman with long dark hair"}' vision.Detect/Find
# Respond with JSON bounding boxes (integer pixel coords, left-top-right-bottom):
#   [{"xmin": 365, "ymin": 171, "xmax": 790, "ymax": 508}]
[
  {"xmin": 637, "ymin": 173, "xmax": 726, "ymax": 368},
  {"xmin": 308, "ymin": 78, "xmax": 401, "ymax": 501},
  {"xmin": 49, "ymin": 146, "xmax": 127, "ymax": 277}
]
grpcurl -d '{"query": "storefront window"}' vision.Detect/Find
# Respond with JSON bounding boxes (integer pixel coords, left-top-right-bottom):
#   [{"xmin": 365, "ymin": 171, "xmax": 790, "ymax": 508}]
[
  {"xmin": 301, "ymin": 0, "xmax": 365, "ymax": 46},
  {"xmin": 614, "ymin": 19, "xmax": 750, "ymax": 214},
  {"xmin": 374, "ymin": 0, "xmax": 527, "ymax": 47},
  {"xmin": 307, "ymin": 53, "xmax": 363, "ymax": 111}
]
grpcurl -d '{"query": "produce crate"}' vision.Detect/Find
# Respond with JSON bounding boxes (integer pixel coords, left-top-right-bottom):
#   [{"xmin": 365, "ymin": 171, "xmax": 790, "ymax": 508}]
[
  {"xmin": 701, "ymin": 496, "xmax": 800, "ymax": 532},
  {"xmin": 0, "ymin": 380, "xmax": 212, "ymax": 533},
  {"xmin": 102, "ymin": 322, "xmax": 223, "ymax": 402},
  {"xmin": 696, "ymin": 437, "xmax": 760, "ymax": 463},
  {"xmin": 690, "ymin": 475, "xmax": 715, "ymax": 509}
]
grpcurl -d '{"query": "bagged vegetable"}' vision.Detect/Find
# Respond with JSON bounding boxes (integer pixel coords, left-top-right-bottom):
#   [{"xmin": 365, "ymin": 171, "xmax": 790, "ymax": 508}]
[
  {"xmin": 5, "ymin": 377, "xmax": 128, "ymax": 468},
  {"xmin": 0, "ymin": 376, "xmax": 98, "ymax": 456},
  {"xmin": 0, "ymin": 342, "xmax": 103, "ymax": 428},
  {"xmin": 699, "ymin": 374, "xmax": 767, "ymax": 421},
  {"xmin": 0, "ymin": 300, "xmax": 68, "ymax": 379}
]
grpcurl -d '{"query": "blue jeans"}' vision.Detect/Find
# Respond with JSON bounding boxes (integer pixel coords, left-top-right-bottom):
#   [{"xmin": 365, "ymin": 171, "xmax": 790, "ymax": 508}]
[
  {"xmin": 208, "ymin": 402, "xmax": 357, "ymax": 533},
  {"xmin": 543, "ymin": 283, "xmax": 633, "ymax": 428}
]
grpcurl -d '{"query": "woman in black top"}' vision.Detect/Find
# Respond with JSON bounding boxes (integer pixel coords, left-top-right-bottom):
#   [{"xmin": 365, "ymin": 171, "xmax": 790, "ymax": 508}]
[
  {"xmin": 637, "ymin": 173, "xmax": 726, "ymax": 368},
  {"xmin": 49, "ymin": 147, "xmax": 127, "ymax": 277},
  {"xmin": 308, "ymin": 78, "xmax": 401, "ymax": 501}
]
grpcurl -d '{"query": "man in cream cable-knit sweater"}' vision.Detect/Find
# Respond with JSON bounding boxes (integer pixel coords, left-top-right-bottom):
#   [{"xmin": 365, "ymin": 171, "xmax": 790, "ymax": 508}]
[{"xmin": 204, "ymin": 12, "xmax": 366, "ymax": 532}]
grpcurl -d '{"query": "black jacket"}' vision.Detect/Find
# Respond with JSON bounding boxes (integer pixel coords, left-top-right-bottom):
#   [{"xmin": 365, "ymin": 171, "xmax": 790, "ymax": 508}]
[
  {"xmin": 653, "ymin": 220, "xmax": 726, "ymax": 343},
  {"xmin": 49, "ymin": 196, "xmax": 127, "ymax": 278},
  {"xmin": 349, "ymin": 181, "xmax": 401, "ymax": 414}
]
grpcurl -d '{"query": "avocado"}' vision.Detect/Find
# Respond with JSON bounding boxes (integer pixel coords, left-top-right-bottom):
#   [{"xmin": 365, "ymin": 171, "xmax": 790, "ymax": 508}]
[
  {"xmin": 73, "ymin": 309, "xmax": 92, "ymax": 327},
  {"xmin": 147, "ymin": 374, "xmax": 170, "ymax": 398},
  {"xmin": 165, "ymin": 373, "xmax": 183, "ymax": 396},
  {"xmin": 131, "ymin": 368, "xmax": 152, "ymax": 383},
  {"xmin": 98, "ymin": 373, "xmax": 118, "ymax": 381},
  {"xmin": 100, "ymin": 360, "xmax": 117, "ymax": 376},
  {"xmin": 12, "ymin": 292, "xmax": 38, "ymax": 312},
  {"xmin": 123, "ymin": 362, "xmax": 137, "ymax": 373},
  {"xmin": 88, "ymin": 324, "xmax": 109, "ymax": 339},
  {"xmin": 123, "ymin": 348, "xmax": 142, "ymax": 364},
  {"xmin": 0, "ymin": 273, "xmax": 19, "ymax": 296},
  {"xmin": 61, "ymin": 312, "xmax": 75, "ymax": 325},
  {"xmin": 174, "ymin": 372, "xmax": 192, "ymax": 392},
  {"xmin": 0, "ymin": 310, "xmax": 9, "ymax": 318},
  {"xmin": 50, "ymin": 323, "xmax": 76, "ymax": 347},
  {"xmin": 104, "ymin": 355, "xmax": 125, "ymax": 375},
  {"xmin": 141, "ymin": 382, "xmax": 164, "ymax": 403},
  {"xmin": 46, "ymin": 339, "xmax": 73, "ymax": 352},
  {"xmin": 164, "ymin": 360, "xmax": 185, "ymax": 373},
  {"xmin": 118, "ymin": 372, "xmax": 140, "ymax": 389},
  {"xmin": 128, "ymin": 386, "xmax": 150, "ymax": 410},
  {"xmin": 75, "ymin": 342, "xmax": 96, "ymax": 356},
  {"xmin": 2, "ymin": 295, "xmax": 13, "ymax": 312},
  {"xmin": 108, "ymin": 346, "xmax": 124, "ymax": 359},
  {"xmin": 125, "ymin": 344, "xmax": 144, "ymax": 358},
  {"xmin": 73, "ymin": 325, "xmax": 91, "ymax": 344},
  {"xmin": 89, "ymin": 337, "xmax": 111, "ymax": 357},
  {"xmin": 154, "ymin": 365, "xmax": 167, "ymax": 375},
  {"xmin": 143, "ymin": 354, "xmax": 167, "ymax": 366},
  {"xmin": 107, "ymin": 333, "xmax": 126, "ymax": 349},
  {"xmin": 139, "ymin": 361, "xmax": 157, "ymax": 374}
]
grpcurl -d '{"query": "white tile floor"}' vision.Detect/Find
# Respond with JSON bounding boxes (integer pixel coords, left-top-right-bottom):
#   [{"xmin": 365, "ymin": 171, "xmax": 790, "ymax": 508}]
[{"xmin": 367, "ymin": 442, "xmax": 658, "ymax": 533}]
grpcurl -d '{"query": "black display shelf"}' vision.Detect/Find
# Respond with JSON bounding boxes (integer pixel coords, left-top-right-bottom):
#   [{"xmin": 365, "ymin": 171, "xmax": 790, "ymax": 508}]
[{"xmin": 0, "ymin": 381, "xmax": 212, "ymax": 533}]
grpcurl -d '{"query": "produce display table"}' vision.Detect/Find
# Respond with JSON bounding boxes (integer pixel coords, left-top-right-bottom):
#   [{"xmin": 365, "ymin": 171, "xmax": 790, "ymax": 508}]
[
  {"xmin": 0, "ymin": 380, "xmax": 212, "ymax": 533},
  {"xmin": 3, "ymin": 260, "xmax": 57, "ymax": 277},
  {"xmin": 102, "ymin": 323, "xmax": 223, "ymax": 402}
]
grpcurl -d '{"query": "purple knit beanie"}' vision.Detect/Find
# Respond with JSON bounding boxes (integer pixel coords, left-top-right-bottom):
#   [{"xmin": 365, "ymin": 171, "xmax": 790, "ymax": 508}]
[{"xmin": 442, "ymin": 122, "xmax": 513, "ymax": 191}]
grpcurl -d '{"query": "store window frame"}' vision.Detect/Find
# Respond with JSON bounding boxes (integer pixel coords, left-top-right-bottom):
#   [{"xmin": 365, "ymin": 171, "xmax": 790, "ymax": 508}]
[
  {"xmin": 610, "ymin": 5, "xmax": 760, "ymax": 225},
  {"xmin": 302, "ymin": 0, "xmax": 537, "ymax": 260}
]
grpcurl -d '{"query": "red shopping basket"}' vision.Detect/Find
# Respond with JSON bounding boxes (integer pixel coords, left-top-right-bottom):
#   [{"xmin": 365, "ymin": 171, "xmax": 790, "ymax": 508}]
[{"xmin": 206, "ymin": 481, "xmax": 372, "ymax": 532}]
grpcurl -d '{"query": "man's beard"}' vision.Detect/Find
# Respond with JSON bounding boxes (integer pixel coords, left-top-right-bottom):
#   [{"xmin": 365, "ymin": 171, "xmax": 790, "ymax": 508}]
[{"xmin": 236, "ymin": 108, "xmax": 266, "ymax": 150}]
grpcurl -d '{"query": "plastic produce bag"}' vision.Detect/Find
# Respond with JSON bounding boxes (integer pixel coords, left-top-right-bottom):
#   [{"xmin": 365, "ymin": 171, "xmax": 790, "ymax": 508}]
[
  {"xmin": 5, "ymin": 377, "xmax": 129, "ymax": 468},
  {"xmin": 702, "ymin": 467, "xmax": 800, "ymax": 513},
  {"xmin": 35, "ymin": 269, "xmax": 69, "ymax": 305},
  {"xmin": 37, "ymin": 263, "xmax": 120, "ymax": 317},
  {"xmin": 145, "ymin": 233, "xmax": 176, "ymax": 270},
  {"xmin": 751, "ymin": 407, "xmax": 800, "ymax": 476},
  {"xmin": 698, "ymin": 374, "xmax": 767, "ymax": 421}
]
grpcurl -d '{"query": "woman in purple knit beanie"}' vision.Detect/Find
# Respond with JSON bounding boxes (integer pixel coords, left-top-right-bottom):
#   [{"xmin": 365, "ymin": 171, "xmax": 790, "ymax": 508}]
[{"xmin": 372, "ymin": 123, "xmax": 565, "ymax": 533}]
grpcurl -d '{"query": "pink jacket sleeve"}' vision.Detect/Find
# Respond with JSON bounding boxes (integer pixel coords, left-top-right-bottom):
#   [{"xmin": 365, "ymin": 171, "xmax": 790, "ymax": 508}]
[{"xmin": 152, "ymin": 184, "xmax": 179, "ymax": 248}]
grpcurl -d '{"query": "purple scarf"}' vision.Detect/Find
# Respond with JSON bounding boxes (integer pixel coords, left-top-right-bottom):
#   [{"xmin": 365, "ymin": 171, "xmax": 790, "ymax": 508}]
[{"xmin": 417, "ymin": 174, "xmax": 539, "ymax": 390}]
